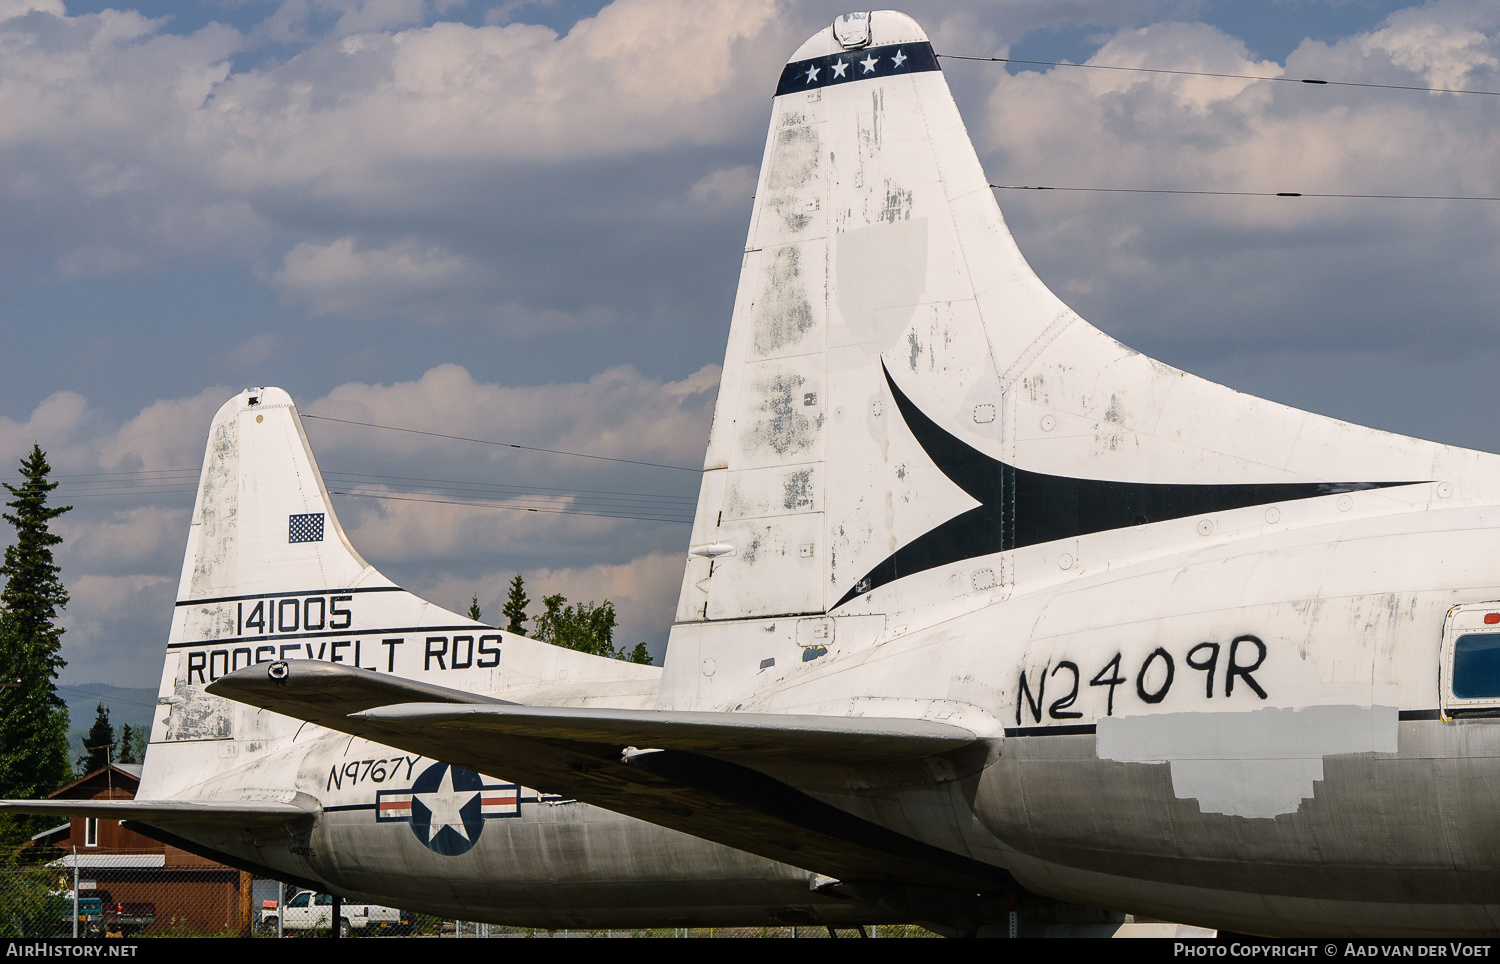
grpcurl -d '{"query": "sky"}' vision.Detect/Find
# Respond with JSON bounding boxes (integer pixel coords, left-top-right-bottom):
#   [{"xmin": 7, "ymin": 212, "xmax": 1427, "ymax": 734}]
[{"xmin": 2, "ymin": 0, "xmax": 1499, "ymax": 690}]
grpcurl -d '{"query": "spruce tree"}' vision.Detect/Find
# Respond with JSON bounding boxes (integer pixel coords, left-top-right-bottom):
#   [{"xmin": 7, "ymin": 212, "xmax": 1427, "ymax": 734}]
[
  {"xmin": 501, "ymin": 575, "xmax": 529, "ymax": 636},
  {"xmin": 0, "ymin": 445, "xmax": 73, "ymax": 803},
  {"xmin": 117, "ymin": 723, "xmax": 137, "ymax": 765},
  {"xmin": 467, "ymin": 595, "xmax": 483, "ymax": 622},
  {"xmin": 80, "ymin": 704, "xmax": 114, "ymax": 774}
]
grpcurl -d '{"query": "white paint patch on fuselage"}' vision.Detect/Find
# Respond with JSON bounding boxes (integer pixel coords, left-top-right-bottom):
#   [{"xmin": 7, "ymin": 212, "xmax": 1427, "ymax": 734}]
[
  {"xmin": 1095, "ymin": 704, "xmax": 1398, "ymax": 818},
  {"xmin": 832, "ymin": 217, "xmax": 929, "ymax": 354}
]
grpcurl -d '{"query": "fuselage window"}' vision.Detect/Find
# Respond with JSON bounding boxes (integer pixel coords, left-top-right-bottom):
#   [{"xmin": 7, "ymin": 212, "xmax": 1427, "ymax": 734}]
[{"xmin": 1453, "ymin": 633, "xmax": 1500, "ymax": 698}]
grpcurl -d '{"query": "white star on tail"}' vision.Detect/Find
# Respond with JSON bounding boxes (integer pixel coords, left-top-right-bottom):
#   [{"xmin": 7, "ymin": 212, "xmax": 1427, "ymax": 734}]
[
  {"xmin": 414, "ymin": 766, "xmax": 477, "ymax": 844},
  {"xmin": 832, "ymin": 59, "xmax": 848, "ymax": 78},
  {"xmin": 805, "ymin": 64, "xmax": 820, "ymax": 83},
  {"xmin": 860, "ymin": 54, "xmax": 878, "ymax": 73},
  {"xmin": 891, "ymin": 49, "xmax": 907, "ymax": 68}
]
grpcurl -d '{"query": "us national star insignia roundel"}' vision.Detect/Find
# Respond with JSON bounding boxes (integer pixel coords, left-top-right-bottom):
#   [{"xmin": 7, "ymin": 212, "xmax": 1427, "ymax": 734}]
[{"xmin": 375, "ymin": 762, "xmax": 521, "ymax": 856}]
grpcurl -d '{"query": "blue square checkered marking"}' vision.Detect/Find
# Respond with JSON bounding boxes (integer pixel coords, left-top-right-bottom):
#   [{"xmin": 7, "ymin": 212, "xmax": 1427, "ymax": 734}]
[{"xmin": 288, "ymin": 513, "xmax": 325, "ymax": 544}]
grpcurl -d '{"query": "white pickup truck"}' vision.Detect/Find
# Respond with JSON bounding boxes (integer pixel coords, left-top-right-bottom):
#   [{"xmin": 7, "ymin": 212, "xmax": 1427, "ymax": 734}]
[{"xmin": 258, "ymin": 890, "xmax": 411, "ymax": 936}]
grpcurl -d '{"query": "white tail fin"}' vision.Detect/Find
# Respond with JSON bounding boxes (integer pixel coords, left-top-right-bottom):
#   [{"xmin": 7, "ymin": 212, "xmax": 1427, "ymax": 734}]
[
  {"xmin": 176, "ymin": 387, "xmax": 389, "ymax": 603},
  {"xmin": 675, "ymin": 11, "xmax": 1482, "ymax": 625},
  {"xmin": 143, "ymin": 388, "xmax": 657, "ymax": 797}
]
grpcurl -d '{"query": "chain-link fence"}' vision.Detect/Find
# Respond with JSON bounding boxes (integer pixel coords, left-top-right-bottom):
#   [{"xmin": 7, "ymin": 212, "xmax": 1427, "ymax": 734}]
[
  {"xmin": 1, "ymin": 849, "xmax": 260, "ymax": 937},
  {"xmin": 0, "ymin": 853, "xmax": 935, "ymax": 938}
]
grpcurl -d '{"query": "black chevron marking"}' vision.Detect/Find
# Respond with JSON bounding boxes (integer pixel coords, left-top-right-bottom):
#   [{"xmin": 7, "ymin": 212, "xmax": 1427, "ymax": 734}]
[{"xmin": 832, "ymin": 364, "xmax": 1425, "ymax": 608}]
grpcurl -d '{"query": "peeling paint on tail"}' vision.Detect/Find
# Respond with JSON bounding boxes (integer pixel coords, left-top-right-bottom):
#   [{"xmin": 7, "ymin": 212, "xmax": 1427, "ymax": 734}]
[{"xmin": 672, "ymin": 8, "xmax": 1476, "ymax": 636}]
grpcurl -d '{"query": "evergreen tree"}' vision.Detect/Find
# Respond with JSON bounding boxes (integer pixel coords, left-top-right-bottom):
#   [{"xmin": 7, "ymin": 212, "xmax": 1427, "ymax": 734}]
[
  {"xmin": 501, "ymin": 575, "xmax": 529, "ymax": 636},
  {"xmin": 79, "ymin": 704, "xmax": 114, "ymax": 774},
  {"xmin": 2, "ymin": 447, "xmax": 70, "ymax": 659},
  {"xmin": 117, "ymin": 723, "xmax": 137, "ymax": 765},
  {"xmin": 0, "ymin": 618, "xmax": 70, "ymax": 804},
  {"xmin": 0, "ymin": 445, "xmax": 72, "ymax": 809},
  {"xmin": 467, "ymin": 595, "xmax": 483, "ymax": 622}
]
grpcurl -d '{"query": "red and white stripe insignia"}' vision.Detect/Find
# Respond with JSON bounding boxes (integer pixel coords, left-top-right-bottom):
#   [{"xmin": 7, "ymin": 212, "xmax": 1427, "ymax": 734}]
[{"xmin": 480, "ymin": 787, "xmax": 519, "ymax": 816}]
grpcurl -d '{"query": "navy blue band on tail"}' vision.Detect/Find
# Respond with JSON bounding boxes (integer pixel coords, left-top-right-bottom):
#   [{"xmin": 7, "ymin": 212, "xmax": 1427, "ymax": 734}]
[{"xmin": 775, "ymin": 42, "xmax": 939, "ymax": 97}]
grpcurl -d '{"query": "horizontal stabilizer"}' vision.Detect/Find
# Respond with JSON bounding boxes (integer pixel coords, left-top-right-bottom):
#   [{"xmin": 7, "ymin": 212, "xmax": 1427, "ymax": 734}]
[
  {"xmin": 0, "ymin": 798, "xmax": 315, "ymax": 828},
  {"xmin": 208, "ymin": 660, "xmax": 972, "ymax": 762},
  {"xmin": 352, "ymin": 702, "xmax": 974, "ymax": 763},
  {"xmin": 204, "ymin": 659, "xmax": 510, "ymax": 732},
  {"xmin": 209, "ymin": 660, "xmax": 1006, "ymax": 890}
]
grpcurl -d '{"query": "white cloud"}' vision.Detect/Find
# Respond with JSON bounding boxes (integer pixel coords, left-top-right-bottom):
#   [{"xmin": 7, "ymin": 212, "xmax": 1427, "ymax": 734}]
[
  {"xmin": 686, "ymin": 164, "xmax": 757, "ymax": 209},
  {"xmin": 977, "ymin": 11, "xmax": 1500, "ymax": 358},
  {"xmin": 272, "ymin": 237, "xmax": 474, "ymax": 317},
  {"xmin": 56, "ymin": 506, "xmax": 187, "ymax": 572},
  {"xmin": 329, "ymin": 0, "xmax": 429, "ymax": 37},
  {"xmin": 0, "ymin": 393, "xmax": 144, "ymax": 486},
  {"xmin": 201, "ymin": 0, "xmax": 788, "ymax": 169},
  {"xmin": 216, "ymin": 331, "xmax": 285, "ymax": 370},
  {"xmin": 1362, "ymin": 3, "xmax": 1500, "ymax": 91},
  {"xmin": 0, "ymin": 0, "xmax": 1204, "ymax": 323},
  {"xmin": 0, "ymin": 0, "xmax": 803, "ymax": 319},
  {"xmin": 334, "ymin": 482, "xmax": 630, "ymax": 564},
  {"xmin": 0, "ymin": 0, "xmax": 62, "ymax": 20},
  {"xmin": 58, "ymin": 572, "xmax": 176, "ymax": 685},
  {"xmin": 0, "ymin": 392, "xmax": 99, "ymax": 473},
  {"xmin": 306, "ymin": 361, "xmax": 717, "ymax": 467},
  {"xmin": 97, "ymin": 387, "xmax": 234, "ymax": 473}
]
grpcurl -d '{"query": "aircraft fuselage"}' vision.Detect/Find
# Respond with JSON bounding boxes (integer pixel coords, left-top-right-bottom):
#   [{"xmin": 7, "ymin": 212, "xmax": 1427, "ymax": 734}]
[{"xmin": 665, "ymin": 497, "xmax": 1500, "ymax": 935}]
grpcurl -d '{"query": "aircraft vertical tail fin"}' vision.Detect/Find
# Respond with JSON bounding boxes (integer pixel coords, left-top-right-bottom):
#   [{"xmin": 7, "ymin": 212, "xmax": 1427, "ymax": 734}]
[
  {"xmin": 143, "ymin": 388, "xmax": 657, "ymax": 799},
  {"xmin": 673, "ymin": 10, "xmax": 1467, "ymax": 630}
]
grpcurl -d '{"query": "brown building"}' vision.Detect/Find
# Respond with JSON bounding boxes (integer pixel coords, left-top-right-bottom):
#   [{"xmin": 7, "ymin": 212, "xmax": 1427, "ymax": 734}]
[{"xmin": 36, "ymin": 764, "xmax": 254, "ymax": 936}]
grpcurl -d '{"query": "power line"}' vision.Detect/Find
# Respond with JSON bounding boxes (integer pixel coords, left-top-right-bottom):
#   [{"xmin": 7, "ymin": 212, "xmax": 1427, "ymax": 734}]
[
  {"xmin": 51, "ymin": 487, "xmax": 197, "ymax": 499},
  {"xmin": 5, "ymin": 464, "xmax": 700, "ymax": 510},
  {"xmin": 2, "ymin": 469, "xmax": 199, "ymax": 497},
  {"xmin": 2, "ymin": 469, "xmax": 699, "ymax": 523},
  {"xmin": 990, "ymin": 183, "xmax": 1500, "ymax": 201},
  {"xmin": 941, "ymin": 53, "xmax": 1500, "ymax": 97},
  {"xmin": 48, "ymin": 469, "xmax": 196, "ymax": 479},
  {"xmin": 327, "ymin": 477, "xmax": 694, "ymax": 517},
  {"xmin": 327, "ymin": 489, "xmax": 694, "ymax": 525},
  {"xmin": 324, "ymin": 471, "xmax": 695, "ymax": 505},
  {"xmin": 302, "ymin": 413, "xmax": 700, "ymax": 473},
  {"xmin": 53, "ymin": 685, "xmax": 160, "ymax": 713}
]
